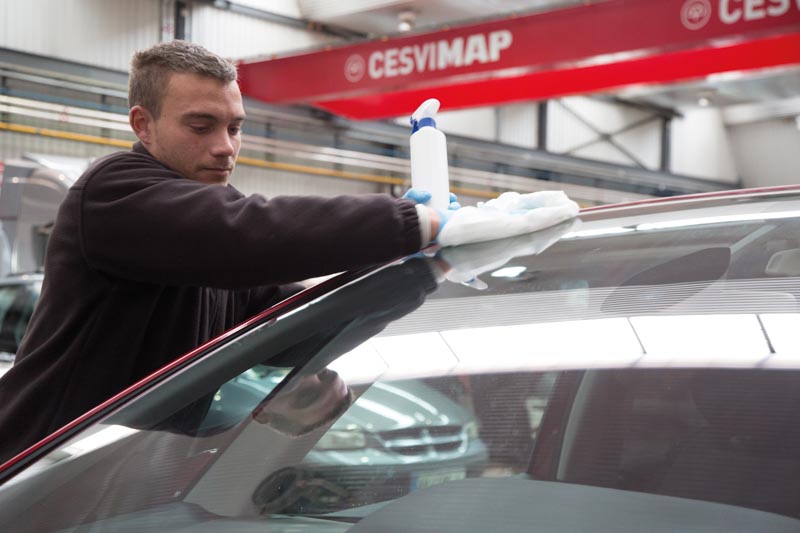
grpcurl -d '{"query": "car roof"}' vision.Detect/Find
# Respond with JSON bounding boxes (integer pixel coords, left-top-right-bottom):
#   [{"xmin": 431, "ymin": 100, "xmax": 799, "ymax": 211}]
[{"xmin": 580, "ymin": 184, "xmax": 800, "ymax": 215}]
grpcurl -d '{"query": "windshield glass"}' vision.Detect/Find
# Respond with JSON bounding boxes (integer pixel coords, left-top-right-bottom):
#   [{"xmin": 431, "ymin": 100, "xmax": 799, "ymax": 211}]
[{"xmin": 1, "ymin": 192, "xmax": 799, "ymax": 532}]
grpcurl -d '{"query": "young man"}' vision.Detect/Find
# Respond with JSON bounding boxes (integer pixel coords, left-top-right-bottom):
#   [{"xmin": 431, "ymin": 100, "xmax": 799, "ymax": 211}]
[{"xmin": 0, "ymin": 40, "xmax": 444, "ymax": 464}]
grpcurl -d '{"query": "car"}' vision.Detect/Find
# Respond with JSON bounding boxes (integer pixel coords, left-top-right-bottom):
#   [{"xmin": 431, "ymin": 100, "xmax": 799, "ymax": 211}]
[
  {"xmin": 0, "ymin": 185, "xmax": 799, "ymax": 532},
  {"xmin": 204, "ymin": 366, "xmax": 487, "ymax": 513},
  {"xmin": 0, "ymin": 273, "xmax": 42, "ymax": 378}
]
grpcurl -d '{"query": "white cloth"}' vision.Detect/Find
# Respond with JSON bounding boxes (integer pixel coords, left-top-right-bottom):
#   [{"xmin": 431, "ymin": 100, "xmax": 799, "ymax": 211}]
[
  {"xmin": 437, "ymin": 190, "xmax": 580, "ymax": 248},
  {"xmin": 438, "ymin": 217, "xmax": 579, "ymax": 289}
]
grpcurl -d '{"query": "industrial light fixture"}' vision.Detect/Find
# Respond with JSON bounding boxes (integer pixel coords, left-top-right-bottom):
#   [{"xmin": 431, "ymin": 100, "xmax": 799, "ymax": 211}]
[{"xmin": 397, "ymin": 9, "xmax": 416, "ymax": 32}]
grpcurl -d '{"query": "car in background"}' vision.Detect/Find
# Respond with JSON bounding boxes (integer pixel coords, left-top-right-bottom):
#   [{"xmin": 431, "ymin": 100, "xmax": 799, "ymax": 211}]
[
  {"xmin": 0, "ymin": 186, "xmax": 799, "ymax": 532},
  {"xmin": 204, "ymin": 365, "xmax": 487, "ymax": 513},
  {"xmin": 0, "ymin": 274, "xmax": 41, "ymax": 378},
  {"xmin": 0, "ymin": 153, "xmax": 83, "ymax": 377},
  {"xmin": 0, "ymin": 156, "xmax": 87, "ymax": 276}
]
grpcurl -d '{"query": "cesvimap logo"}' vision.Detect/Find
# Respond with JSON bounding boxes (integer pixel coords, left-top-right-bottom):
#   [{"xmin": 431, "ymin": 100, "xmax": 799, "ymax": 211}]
[
  {"xmin": 341, "ymin": 30, "xmax": 513, "ymax": 83},
  {"xmin": 681, "ymin": 0, "xmax": 713, "ymax": 29},
  {"xmin": 344, "ymin": 54, "xmax": 366, "ymax": 83}
]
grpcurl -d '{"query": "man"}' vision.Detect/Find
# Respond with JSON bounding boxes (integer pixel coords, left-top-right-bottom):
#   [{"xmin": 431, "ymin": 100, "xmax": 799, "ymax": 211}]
[{"xmin": 0, "ymin": 40, "xmax": 445, "ymax": 464}]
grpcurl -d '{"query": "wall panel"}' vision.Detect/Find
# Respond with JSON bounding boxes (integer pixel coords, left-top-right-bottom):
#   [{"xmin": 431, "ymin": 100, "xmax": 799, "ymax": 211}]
[
  {"xmin": 191, "ymin": 4, "xmax": 337, "ymax": 62},
  {"xmin": 1, "ymin": 0, "xmax": 160, "ymax": 71},
  {"xmin": 728, "ymin": 119, "xmax": 800, "ymax": 188},
  {"xmin": 0, "ymin": 131, "xmax": 118, "ymax": 164},
  {"xmin": 497, "ymin": 103, "xmax": 537, "ymax": 149},
  {"xmin": 670, "ymin": 108, "xmax": 738, "ymax": 184},
  {"xmin": 549, "ymin": 96, "xmax": 662, "ymax": 169},
  {"xmin": 547, "ymin": 99, "xmax": 599, "ymax": 155}
]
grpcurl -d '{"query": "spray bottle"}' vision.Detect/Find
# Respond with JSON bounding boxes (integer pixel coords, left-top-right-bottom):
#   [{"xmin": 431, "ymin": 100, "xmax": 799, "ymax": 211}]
[{"xmin": 409, "ymin": 98, "xmax": 450, "ymax": 211}]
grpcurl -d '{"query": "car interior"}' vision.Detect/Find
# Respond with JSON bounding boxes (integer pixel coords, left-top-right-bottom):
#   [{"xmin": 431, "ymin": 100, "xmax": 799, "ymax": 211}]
[{"xmin": 547, "ymin": 368, "xmax": 800, "ymax": 518}]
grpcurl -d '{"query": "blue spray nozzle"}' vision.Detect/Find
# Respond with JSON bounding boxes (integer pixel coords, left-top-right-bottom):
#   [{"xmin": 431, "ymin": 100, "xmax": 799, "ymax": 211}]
[
  {"xmin": 410, "ymin": 98, "xmax": 441, "ymax": 133},
  {"xmin": 410, "ymin": 116, "xmax": 437, "ymax": 133}
]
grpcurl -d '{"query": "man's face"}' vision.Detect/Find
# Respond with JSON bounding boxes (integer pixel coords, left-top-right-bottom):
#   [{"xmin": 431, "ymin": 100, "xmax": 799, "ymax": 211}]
[{"xmin": 131, "ymin": 72, "xmax": 245, "ymax": 185}]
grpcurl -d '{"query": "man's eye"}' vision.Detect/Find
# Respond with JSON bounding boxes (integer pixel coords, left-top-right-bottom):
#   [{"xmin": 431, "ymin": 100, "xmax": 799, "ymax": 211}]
[
  {"xmin": 190, "ymin": 126, "xmax": 209, "ymax": 133},
  {"xmin": 229, "ymin": 126, "xmax": 241, "ymax": 135}
]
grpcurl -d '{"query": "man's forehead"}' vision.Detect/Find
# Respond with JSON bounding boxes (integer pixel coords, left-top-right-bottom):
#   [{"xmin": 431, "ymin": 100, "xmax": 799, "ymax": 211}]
[{"xmin": 161, "ymin": 73, "xmax": 245, "ymax": 119}]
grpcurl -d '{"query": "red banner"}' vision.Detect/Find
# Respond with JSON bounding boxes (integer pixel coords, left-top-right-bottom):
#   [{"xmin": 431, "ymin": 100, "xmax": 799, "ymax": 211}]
[{"xmin": 238, "ymin": 0, "xmax": 800, "ymax": 119}]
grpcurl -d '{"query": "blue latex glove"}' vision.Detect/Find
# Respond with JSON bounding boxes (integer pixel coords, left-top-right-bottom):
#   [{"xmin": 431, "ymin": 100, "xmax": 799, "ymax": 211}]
[
  {"xmin": 403, "ymin": 188, "xmax": 460, "ymax": 240},
  {"xmin": 436, "ymin": 206, "xmax": 455, "ymax": 231},
  {"xmin": 403, "ymin": 188, "xmax": 461, "ymax": 210},
  {"xmin": 402, "ymin": 187, "xmax": 432, "ymax": 205},
  {"xmin": 441, "ymin": 194, "xmax": 460, "ymax": 231}
]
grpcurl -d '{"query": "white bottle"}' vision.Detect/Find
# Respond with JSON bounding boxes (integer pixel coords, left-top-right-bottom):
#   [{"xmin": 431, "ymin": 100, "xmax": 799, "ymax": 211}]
[{"xmin": 409, "ymin": 98, "xmax": 450, "ymax": 211}]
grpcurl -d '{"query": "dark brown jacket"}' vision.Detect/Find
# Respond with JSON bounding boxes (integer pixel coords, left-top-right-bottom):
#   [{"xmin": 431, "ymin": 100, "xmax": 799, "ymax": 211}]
[{"xmin": 0, "ymin": 143, "xmax": 421, "ymax": 463}]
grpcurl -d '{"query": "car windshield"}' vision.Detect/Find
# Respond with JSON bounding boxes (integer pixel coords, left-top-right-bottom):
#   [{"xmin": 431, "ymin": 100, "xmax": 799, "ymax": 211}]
[{"xmin": 1, "ymin": 191, "xmax": 799, "ymax": 532}]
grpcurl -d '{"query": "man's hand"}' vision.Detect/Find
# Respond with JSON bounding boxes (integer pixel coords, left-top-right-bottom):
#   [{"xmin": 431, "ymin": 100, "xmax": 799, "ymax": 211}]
[
  {"xmin": 403, "ymin": 187, "xmax": 461, "ymax": 242},
  {"xmin": 435, "ymin": 218, "xmax": 579, "ymax": 289},
  {"xmin": 402, "ymin": 188, "xmax": 432, "ymax": 205},
  {"xmin": 403, "ymin": 187, "xmax": 461, "ymax": 210}
]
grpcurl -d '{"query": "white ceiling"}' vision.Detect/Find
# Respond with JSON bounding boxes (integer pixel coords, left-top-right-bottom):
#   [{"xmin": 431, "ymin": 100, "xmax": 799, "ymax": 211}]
[
  {"xmin": 295, "ymin": 0, "xmax": 800, "ymax": 123},
  {"xmin": 298, "ymin": 0, "xmax": 581, "ymax": 35}
]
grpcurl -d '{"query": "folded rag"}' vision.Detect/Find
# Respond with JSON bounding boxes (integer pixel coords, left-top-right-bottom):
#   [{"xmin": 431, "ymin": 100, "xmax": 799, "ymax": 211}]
[
  {"xmin": 437, "ymin": 190, "xmax": 580, "ymax": 247},
  {"xmin": 438, "ymin": 218, "xmax": 579, "ymax": 288}
]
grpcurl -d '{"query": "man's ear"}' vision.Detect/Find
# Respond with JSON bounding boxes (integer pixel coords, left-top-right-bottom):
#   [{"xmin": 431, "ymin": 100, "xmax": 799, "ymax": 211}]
[{"xmin": 129, "ymin": 105, "xmax": 154, "ymax": 144}]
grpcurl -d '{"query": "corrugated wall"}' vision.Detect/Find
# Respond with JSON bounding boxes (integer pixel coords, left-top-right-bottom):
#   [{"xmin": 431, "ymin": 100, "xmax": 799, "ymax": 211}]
[
  {"xmin": 191, "ymin": 4, "xmax": 336, "ymax": 61},
  {"xmin": 0, "ymin": 0, "xmax": 160, "ymax": 71},
  {"xmin": 498, "ymin": 103, "xmax": 538, "ymax": 149},
  {"xmin": 671, "ymin": 108, "xmax": 738, "ymax": 184},
  {"xmin": 0, "ymin": 0, "xmax": 338, "ymax": 71},
  {"xmin": 0, "ymin": 131, "xmax": 118, "ymax": 162},
  {"xmin": 728, "ymin": 119, "xmax": 800, "ymax": 188},
  {"xmin": 548, "ymin": 96, "xmax": 663, "ymax": 170}
]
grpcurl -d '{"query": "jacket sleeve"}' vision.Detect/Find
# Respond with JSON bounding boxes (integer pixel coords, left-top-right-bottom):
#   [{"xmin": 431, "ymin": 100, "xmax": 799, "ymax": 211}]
[{"xmin": 78, "ymin": 153, "xmax": 422, "ymax": 288}]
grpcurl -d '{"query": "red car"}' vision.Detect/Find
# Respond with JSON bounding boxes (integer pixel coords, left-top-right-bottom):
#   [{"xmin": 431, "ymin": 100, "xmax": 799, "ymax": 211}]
[{"xmin": 0, "ymin": 186, "xmax": 799, "ymax": 532}]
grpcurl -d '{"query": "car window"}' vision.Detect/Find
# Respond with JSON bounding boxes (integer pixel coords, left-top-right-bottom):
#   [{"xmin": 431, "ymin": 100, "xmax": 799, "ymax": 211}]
[
  {"xmin": 0, "ymin": 281, "xmax": 40, "ymax": 357},
  {"xmin": 552, "ymin": 367, "xmax": 800, "ymax": 518},
  {"xmin": 1, "ymin": 194, "xmax": 800, "ymax": 532}
]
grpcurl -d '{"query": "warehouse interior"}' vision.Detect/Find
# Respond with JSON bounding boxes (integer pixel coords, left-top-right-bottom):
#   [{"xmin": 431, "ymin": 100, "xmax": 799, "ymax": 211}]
[
  {"xmin": 0, "ymin": 0, "xmax": 798, "ymax": 209},
  {"xmin": 2, "ymin": 3, "xmax": 800, "ymax": 525}
]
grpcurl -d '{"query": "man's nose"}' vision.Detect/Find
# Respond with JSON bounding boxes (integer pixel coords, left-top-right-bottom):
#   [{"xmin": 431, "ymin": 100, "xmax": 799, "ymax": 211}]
[{"xmin": 210, "ymin": 130, "xmax": 236, "ymax": 157}]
